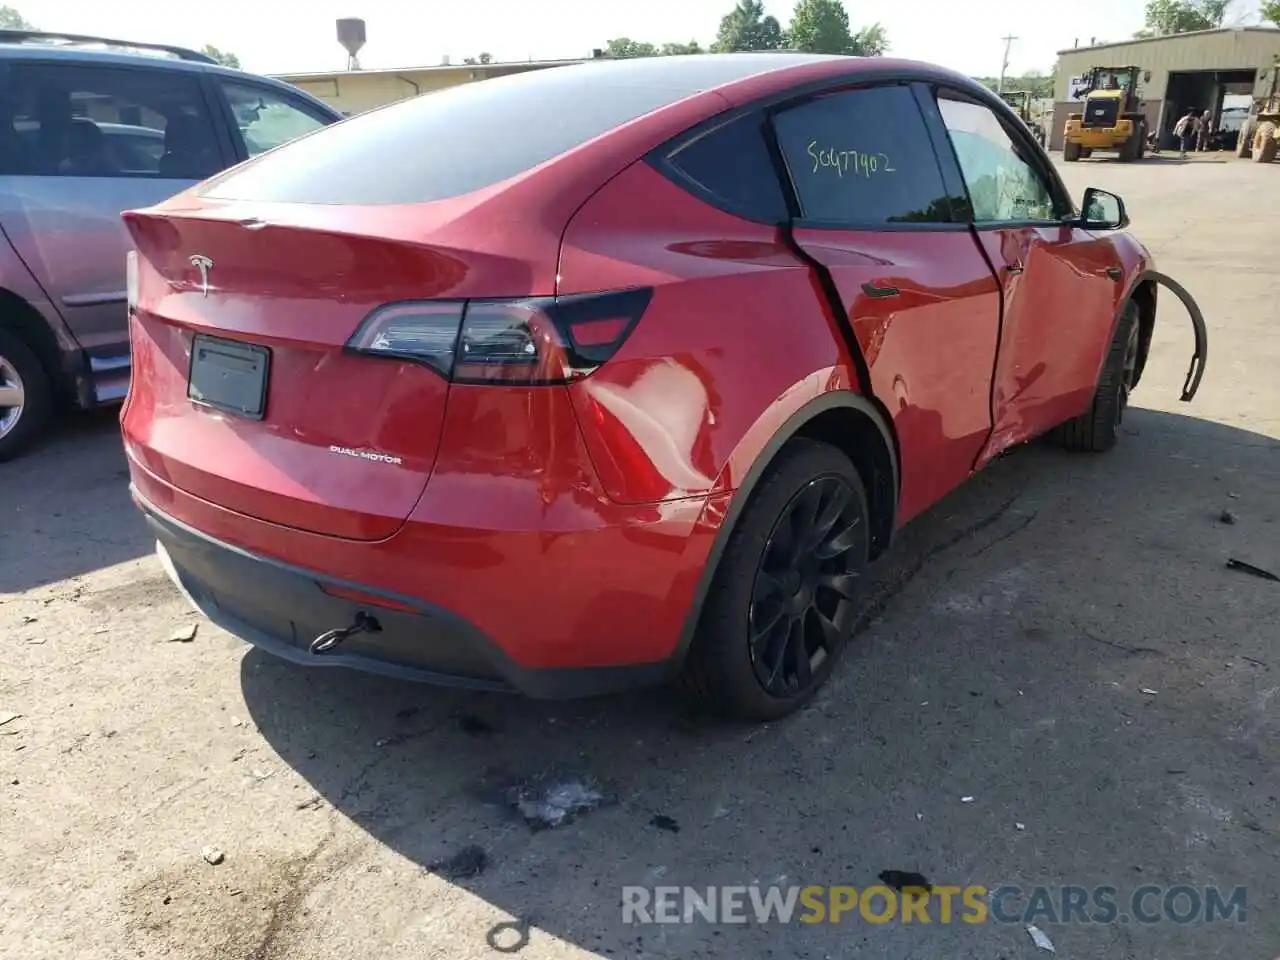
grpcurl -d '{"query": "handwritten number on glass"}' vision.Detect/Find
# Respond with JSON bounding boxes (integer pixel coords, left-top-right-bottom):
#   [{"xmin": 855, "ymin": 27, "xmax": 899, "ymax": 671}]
[{"xmin": 807, "ymin": 140, "xmax": 896, "ymax": 179}]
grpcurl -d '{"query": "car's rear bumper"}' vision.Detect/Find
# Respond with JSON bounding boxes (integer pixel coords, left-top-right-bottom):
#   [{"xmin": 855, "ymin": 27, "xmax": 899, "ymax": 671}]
[{"xmin": 138, "ymin": 490, "xmax": 672, "ymax": 698}]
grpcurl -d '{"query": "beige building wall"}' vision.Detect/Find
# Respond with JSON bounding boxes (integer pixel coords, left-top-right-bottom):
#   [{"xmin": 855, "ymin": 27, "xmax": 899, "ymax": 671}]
[
  {"xmin": 1055, "ymin": 28, "xmax": 1280, "ymax": 102},
  {"xmin": 1049, "ymin": 27, "xmax": 1280, "ymax": 149},
  {"xmin": 274, "ymin": 61, "xmax": 582, "ymax": 116}
]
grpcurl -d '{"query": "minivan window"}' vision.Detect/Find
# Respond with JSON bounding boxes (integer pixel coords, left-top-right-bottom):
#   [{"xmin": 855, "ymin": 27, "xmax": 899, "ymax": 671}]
[
  {"xmin": 2, "ymin": 63, "xmax": 220, "ymax": 179},
  {"xmin": 200, "ymin": 56, "xmax": 827, "ymax": 205},
  {"xmin": 220, "ymin": 80, "xmax": 330, "ymax": 157},
  {"xmin": 774, "ymin": 85, "xmax": 956, "ymax": 226},
  {"xmin": 664, "ymin": 112, "xmax": 789, "ymax": 222}
]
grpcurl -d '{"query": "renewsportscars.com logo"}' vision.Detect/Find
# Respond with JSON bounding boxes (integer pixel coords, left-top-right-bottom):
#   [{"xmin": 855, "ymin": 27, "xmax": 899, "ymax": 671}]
[{"xmin": 621, "ymin": 884, "xmax": 1248, "ymax": 926}]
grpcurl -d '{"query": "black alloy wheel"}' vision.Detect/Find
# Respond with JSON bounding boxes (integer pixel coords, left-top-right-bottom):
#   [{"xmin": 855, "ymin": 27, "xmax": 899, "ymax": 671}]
[
  {"xmin": 748, "ymin": 474, "xmax": 866, "ymax": 697},
  {"xmin": 680, "ymin": 440, "xmax": 872, "ymax": 722}
]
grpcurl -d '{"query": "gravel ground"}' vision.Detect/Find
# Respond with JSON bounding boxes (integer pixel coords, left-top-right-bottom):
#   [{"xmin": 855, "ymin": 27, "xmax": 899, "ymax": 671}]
[{"xmin": 2, "ymin": 153, "xmax": 1278, "ymax": 960}]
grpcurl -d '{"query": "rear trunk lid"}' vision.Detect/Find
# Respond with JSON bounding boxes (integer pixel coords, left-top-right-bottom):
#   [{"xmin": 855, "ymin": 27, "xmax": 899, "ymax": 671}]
[{"xmin": 123, "ymin": 198, "xmax": 560, "ymax": 541}]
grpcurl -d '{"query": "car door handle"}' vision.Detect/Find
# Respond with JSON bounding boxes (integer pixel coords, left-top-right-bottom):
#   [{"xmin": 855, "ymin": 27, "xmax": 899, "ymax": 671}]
[
  {"xmin": 1105, "ymin": 266, "xmax": 1123, "ymax": 279},
  {"xmin": 861, "ymin": 282, "xmax": 900, "ymax": 299}
]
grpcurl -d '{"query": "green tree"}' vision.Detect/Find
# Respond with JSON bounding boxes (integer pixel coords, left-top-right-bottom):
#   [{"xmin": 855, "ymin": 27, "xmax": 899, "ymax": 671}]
[
  {"xmin": 603, "ymin": 37, "xmax": 703, "ymax": 58},
  {"xmin": 200, "ymin": 44, "xmax": 241, "ymax": 69},
  {"xmin": 1017, "ymin": 69, "xmax": 1055, "ymax": 99},
  {"xmin": 660, "ymin": 40, "xmax": 704, "ymax": 55},
  {"xmin": 851, "ymin": 22, "xmax": 888, "ymax": 56},
  {"xmin": 0, "ymin": 5, "xmax": 35, "ymax": 28},
  {"xmin": 605, "ymin": 37, "xmax": 660, "ymax": 57},
  {"xmin": 1262, "ymin": 0, "xmax": 1280, "ymax": 24},
  {"xmin": 1134, "ymin": 0, "xmax": 1230, "ymax": 37},
  {"xmin": 713, "ymin": 0, "xmax": 784, "ymax": 52},
  {"xmin": 787, "ymin": 0, "xmax": 854, "ymax": 54}
]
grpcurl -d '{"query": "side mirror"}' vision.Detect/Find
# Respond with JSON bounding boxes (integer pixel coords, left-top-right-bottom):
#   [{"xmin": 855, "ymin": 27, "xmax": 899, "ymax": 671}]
[{"xmin": 1080, "ymin": 187, "xmax": 1129, "ymax": 230}]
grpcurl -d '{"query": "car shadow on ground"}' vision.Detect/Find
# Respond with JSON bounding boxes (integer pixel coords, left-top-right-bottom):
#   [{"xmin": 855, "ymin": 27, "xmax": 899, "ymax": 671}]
[
  {"xmin": 0, "ymin": 407, "xmax": 148, "ymax": 593},
  {"xmin": 239, "ymin": 407, "xmax": 1280, "ymax": 957}
]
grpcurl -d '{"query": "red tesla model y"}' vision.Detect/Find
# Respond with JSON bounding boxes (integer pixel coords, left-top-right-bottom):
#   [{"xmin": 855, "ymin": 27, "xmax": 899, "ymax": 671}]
[{"xmin": 121, "ymin": 54, "xmax": 1206, "ymax": 721}]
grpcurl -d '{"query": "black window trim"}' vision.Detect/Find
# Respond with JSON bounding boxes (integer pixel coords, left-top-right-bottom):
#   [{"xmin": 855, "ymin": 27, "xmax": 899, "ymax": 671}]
[
  {"xmin": 647, "ymin": 68, "xmax": 1024, "ymax": 234},
  {"xmin": 651, "ymin": 106, "xmax": 791, "ymax": 227},
  {"xmin": 1, "ymin": 57, "xmax": 235, "ymax": 178},
  {"xmin": 212, "ymin": 75, "xmax": 337, "ymax": 164},
  {"xmin": 929, "ymin": 83, "xmax": 1077, "ymax": 229}
]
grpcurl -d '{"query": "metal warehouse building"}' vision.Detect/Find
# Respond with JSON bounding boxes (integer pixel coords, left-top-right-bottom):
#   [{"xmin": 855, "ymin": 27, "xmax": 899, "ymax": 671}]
[
  {"xmin": 1050, "ymin": 27, "xmax": 1280, "ymax": 150},
  {"xmin": 274, "ymin": 58, "xmax": 583, "ymax": 116}
]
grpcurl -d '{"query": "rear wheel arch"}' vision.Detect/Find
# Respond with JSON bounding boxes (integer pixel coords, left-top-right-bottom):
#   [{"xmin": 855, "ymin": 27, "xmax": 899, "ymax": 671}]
[
  {"xmin": 0, "ymin": 288, "xmax": 64, "ymax": 390},
  {"xmin": 669, "ymin": 391, "xmax": 898, "ymax": 672}
]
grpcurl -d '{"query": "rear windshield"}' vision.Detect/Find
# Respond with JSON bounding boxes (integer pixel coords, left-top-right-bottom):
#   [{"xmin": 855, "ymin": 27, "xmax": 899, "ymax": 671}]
[{"xmin": 201, "ymin": 54, "xmax": 837, "ymax": 205}]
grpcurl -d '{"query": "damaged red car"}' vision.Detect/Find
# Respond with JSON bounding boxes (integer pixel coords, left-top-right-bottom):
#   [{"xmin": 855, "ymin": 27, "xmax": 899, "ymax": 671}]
[{"xmin": 121, "ymin": 53, "xmax": 1207, "ymax": 721}]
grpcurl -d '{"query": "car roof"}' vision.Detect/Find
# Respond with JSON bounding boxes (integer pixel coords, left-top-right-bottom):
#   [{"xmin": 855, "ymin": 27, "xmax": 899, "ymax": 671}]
[
  {"xmin": 458, "ymin": 51, "xmax": 991, "ymax": 117},
  {"xmin": 0, "ymin": 39, "xmax": 341, "ymax": 114},
  {"xmin": 477, "ymin": 52, "xmax": 874, "ymax": 103},
  {"xmin": 0, "ymin": 40, "xmax": 211, "ymax": 71}
]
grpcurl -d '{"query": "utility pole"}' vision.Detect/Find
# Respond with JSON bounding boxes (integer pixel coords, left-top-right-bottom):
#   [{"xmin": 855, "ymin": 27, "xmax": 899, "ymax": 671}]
[{"xmin": 998, "ymin": 34, "xmax": 1018, "ymax": 93}]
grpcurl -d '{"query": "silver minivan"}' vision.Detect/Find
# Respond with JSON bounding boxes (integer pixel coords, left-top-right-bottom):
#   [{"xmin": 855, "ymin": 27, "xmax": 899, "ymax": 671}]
[{"xmin": 0, "ymin": 30, "xmax": 341, "ymax": 460}]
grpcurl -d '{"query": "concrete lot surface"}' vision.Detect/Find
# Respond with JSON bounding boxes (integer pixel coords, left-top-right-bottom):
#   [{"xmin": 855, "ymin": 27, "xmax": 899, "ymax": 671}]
[{"xmin": 2, "ymin": 153, "xmax": 1278, "ymax": 960}]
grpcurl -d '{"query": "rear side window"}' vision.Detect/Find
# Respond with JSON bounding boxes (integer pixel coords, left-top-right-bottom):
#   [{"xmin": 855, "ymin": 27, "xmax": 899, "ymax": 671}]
[
  {"xmin": 774, "ymin": 85, "xmax": 955, "ymax": 226},
  {"xmin": 663, "ymin": 112, "xmax": 788, "ymax": 222},
  {"xmin": 1, "ymin": 63, "xmax": 221, "ymax": 179},
  {"xmin": 201, "ymin": 64, "xmax": 747, "ymax": 205},
  {"xmin": 220, "ymin": 80, "xmax": 331, "ymax": 157}
]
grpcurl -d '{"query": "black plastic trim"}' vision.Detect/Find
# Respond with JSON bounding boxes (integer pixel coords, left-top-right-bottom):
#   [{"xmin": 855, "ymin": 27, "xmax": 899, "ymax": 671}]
[
  {"xmin": 646, "ymin": 61, "xmax": 1065, "ymax": 229},
  {"xmin": 666, "ymin": 391, "xmax": 898, "ymax": 674},
  {"xmin": 1108, "ymin": 269, "xmax": 1207, "ymax": 403},
  {"xmin": 648, "ymin": 110, "xmax": 790, "ymax": 227},
  {"xmin": 910, "ymin": 82, "xmax": 975, "ymax": 224},
  {"xmin": 134, "ymin": 488, "xmax": 670, "ymax": 699},
  {"xmin": 1146, "ymin": 271, "xmax": 1208, "ymax": 402}
]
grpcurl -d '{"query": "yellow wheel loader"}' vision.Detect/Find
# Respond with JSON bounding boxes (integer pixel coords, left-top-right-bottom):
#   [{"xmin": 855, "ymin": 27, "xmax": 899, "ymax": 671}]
[
  {"xmin": 1236, "ymin": 60, "xmax": 1280, "ymax": 164},
  {"xmin": 1062, "ymin": 66, "xmax": 1147, "ymax": 162}
]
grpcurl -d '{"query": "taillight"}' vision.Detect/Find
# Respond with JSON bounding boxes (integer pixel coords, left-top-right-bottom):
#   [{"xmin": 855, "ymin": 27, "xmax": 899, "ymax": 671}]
[
  {"xmin": 345, "ymin": 288, "xmax": 652, "ymax": 385},
  {"xmin": 126, "ymin": 250, "xmax": 138, "ymax": 317}
]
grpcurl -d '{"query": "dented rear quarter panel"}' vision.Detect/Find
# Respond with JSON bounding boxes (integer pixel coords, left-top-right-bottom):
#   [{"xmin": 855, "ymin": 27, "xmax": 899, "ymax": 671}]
[{"xmin": 557, "ymin": 160, "xmax": 858, "ymax": 506}]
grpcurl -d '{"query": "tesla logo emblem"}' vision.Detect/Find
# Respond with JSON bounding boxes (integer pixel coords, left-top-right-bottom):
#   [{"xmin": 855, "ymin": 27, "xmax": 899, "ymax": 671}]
[{"xmin": 188, "ymin": 255, "xmax": 213, "ymax": 297}]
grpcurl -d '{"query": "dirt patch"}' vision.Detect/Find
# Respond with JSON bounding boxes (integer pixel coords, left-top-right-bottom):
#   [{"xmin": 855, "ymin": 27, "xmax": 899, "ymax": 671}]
[{"xmin": 120, "ymin": 832, "xmax": 358, "ymax": 960}]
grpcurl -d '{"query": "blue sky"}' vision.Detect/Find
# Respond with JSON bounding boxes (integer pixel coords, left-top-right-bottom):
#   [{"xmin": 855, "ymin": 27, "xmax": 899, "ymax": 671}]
[{"xmin": 27, "ymin": 0, "xmax": 1271, "ymax": 77}]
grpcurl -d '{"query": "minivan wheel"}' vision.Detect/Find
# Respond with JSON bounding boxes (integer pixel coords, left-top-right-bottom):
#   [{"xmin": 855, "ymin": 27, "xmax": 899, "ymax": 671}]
[
  {"xmin": 0, "ymin": 327, "xmax": 53, "ymax": 463},
  {"xmin": 681, "ymin": 439, "xmax": 870, "ymax": 722}
]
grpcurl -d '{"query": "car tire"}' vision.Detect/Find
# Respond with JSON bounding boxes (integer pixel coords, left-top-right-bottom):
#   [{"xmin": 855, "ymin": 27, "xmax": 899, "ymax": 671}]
[
  {"xmin": 0, "ymin": 327, "xmax": 54, "ymax": 463},
  {"xmin": 1253, "ymin": 122, "xmax": 1278, "ymax": 163},
  {"xmin": 1063, "ymin": 141, "xmax": 1081, "ymax": 162},
  {"xmin": 1054, "ymin": 300, "xmax": 1140, "ymax": 454},
  {"xmin": 1236, "ymin": 121, "xmax": 1254, "ymax": 158},
  {"xmin": 680, "ymin": 439, "xmax": 871, "ymax": 722}
]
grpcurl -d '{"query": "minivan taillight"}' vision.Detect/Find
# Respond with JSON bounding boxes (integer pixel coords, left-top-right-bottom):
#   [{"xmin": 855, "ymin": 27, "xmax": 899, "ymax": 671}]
[
  {"xmin": 126, "ymin": 250, "xmax": 138, "ymax": 317},
  {"xmin": 345, "ymin": 287, "xmax": 652, "ymax": 384}
]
